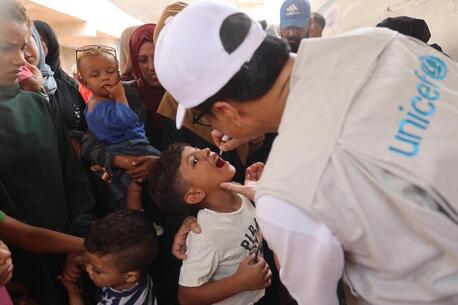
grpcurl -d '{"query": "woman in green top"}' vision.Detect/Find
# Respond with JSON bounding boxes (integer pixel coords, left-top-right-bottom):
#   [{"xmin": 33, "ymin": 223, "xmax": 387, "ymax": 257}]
[{"xmin": 0, "ymin": 1, "xmax": 95, "ymax": 304}]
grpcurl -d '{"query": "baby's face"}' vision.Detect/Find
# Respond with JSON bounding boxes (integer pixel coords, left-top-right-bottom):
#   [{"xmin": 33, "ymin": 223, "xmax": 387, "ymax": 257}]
[
  {"xmin": 85, "ymin": 252, "xmax": 127, "ymax": 290},
  {"xmin": 179, "ymin": 146, "xmax": 236, "ymax": 190},
  {"xmin": 79, "ymin": 53, "xmax": 119, "ymax": 97}
]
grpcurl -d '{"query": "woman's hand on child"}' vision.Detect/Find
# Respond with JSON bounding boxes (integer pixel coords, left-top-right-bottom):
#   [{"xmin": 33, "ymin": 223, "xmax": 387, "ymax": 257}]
[
  {"xmin": 0, "ymin": 241, "xmax": 13, "ymax": 286},
  {"xmin": 127, "ymin": 155, "xmax": 159, "ymax": 181},
  {"xmin": 113, "ymin": 155, "xmax": 158, "ymax": 182},
  {"xmin": 234, "ymin": 254, "xmax": 272, "ymax": 291},
  {"xmin": 172, "ymin": 216, "xmax": 201, "ymax": 260}
]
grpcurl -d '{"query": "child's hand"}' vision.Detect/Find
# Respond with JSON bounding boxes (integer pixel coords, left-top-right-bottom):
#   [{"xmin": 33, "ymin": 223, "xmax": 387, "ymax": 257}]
[
  {"xmin": 63, "ymin": 252, "xmax": 87, "ymax": 283},
  {"xmin": 58, "ymin": 275, "xmax": 85, "ymax": 305},
  {"xmin": 104, "ymin": 80, "xmax": 126, "ymax": 102},
  {"xmin": 26, "ymin": 63, "xmax": 43, "ymax": 83},
  {"xmin": 234, "ymin": 254, "xmax": 272, "ymax": 291},
  {"xmin": 19, "ymin": 63, "xmax": 43, "ymax": 93},
  {"xmin": 58, "ymin": 275, "xmax": 81, "ymax": 296}
]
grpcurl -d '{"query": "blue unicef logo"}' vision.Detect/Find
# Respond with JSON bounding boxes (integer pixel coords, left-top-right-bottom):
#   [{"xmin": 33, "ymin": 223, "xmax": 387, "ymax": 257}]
[
  {"xmin": 419, "ymin": 55, "xmax": 447, "ymax": 80},
  {"xmin": 388, "ymin": 54, "xmax": 448, "ymax": 158}
]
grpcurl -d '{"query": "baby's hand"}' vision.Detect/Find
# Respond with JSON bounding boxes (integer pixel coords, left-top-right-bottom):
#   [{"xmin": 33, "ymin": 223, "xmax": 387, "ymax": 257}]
[
  {"xmin": 104, "ymin": 80, "xmax": 126, "ymax": 102},
  {"xmin": 233, "ymin": 254, "xmax": 271, "ymax": 291}
]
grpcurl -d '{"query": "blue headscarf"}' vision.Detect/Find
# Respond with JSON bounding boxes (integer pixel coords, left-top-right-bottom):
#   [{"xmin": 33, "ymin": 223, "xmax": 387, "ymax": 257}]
[{"xmin": 31, "ymin": 25, "xmax": 57, "ymax": 95}]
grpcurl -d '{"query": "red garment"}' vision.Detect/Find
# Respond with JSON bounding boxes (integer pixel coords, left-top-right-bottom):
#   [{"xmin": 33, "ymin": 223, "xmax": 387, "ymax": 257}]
[
  {"xmin": 18, "ymin": 65, "xmax": 34, "ymax": 82},
  {"xmin": 129, "ymin": 24, "xmax": 165, "ymax": 127},
  {"xmin": 78, "ymin": 83, "xmax": 92, "ymax": 103}
]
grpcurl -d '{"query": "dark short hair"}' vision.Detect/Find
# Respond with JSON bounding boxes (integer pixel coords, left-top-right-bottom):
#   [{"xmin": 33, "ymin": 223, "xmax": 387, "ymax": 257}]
[
  {"xmin": 149, "ymin": 143, "xmax": 199, "ymax": 216},
  {"xmin": 84, "ymin": 210, "xmax": 157, "ymax": 273},
  {"xmin": 193, "ymin": 13, "xmax": 290, "ymax": 115},
  {"xmin": 0, "ymin": 0, "xmax": 30, "ymax": 26},
  {"xmin": 311, "ymin": 12, "xmax": 326, "ymax": 29}
]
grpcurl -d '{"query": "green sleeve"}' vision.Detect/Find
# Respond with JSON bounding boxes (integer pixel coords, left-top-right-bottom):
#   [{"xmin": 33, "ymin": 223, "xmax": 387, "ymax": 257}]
[{"xmin": 0, "ymin": 210, "xmax": 5, "ymax": 222}]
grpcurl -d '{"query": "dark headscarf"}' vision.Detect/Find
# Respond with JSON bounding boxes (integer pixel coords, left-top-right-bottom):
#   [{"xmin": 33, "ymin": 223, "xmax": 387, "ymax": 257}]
[
  {"xmin": 376, "ymin": 16, "xmax": 446, "ymax": 54},
  {"xmin": 129, "ymin": 24, "xmax": 165, "ymax": 121},
  {"xmin": 376, "ymin": 16, "xmax": 431, "ymax": 43},
  {"xmin": 34, "ymin": 20, "xmax": 74, "ymax": 83}
]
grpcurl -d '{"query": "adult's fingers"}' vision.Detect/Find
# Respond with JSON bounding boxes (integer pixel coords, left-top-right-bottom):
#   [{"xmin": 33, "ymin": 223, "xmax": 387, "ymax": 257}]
[
  {"xmin": 220, "ymin": 182, "xmax": 255, "ymax": 201},
  {"xmin": 220, "ymin": 138, "xmax": 246, "ymax": 151},
  {"xmin": 171, "ymin": 241, "xmax": 187, "ymax": 260},
  {"xmin": 182, "ymin": 216, "xmax": 201, "ymax": 234},
  {"xmin": 211, "ymin": 129, "xmax": 226, "ymax": 148}
]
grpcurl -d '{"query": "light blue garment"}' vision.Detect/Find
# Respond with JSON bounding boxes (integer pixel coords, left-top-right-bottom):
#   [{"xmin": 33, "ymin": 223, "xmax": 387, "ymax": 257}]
[{"xmin": 31, "ymin": 26, "xmax": 57, "ymax": 95}]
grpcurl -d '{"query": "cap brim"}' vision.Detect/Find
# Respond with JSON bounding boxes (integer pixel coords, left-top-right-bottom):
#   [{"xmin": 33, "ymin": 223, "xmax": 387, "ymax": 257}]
[
  {"xmin": 280, "ymin": 18, "xmax": 309, "ymax": 30},
  {"xmin": 176, "ymin": 104, "xmax": 186, "ymax": 129}
]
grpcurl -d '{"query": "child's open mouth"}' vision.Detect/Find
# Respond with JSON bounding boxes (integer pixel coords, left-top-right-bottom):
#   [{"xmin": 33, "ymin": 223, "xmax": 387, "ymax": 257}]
[{"xmin": 215, "ymin": 156, "xmax": 226, "ymax": 168}]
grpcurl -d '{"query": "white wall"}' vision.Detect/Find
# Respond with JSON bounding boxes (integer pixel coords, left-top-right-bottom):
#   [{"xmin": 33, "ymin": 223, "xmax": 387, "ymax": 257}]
[{"xmin": 313, "ymin": 0, "xmax": 458, "ymax": 59}]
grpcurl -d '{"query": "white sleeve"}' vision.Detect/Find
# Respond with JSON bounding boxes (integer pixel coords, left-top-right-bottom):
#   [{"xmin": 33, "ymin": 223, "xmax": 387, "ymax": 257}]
[
  {"xmin": 179, "ymin": 232, "xmax": 220, "ymax": 287},
  {"xmin": 256, "ymin": 195, "xmax": 344, "ymax": 305}
]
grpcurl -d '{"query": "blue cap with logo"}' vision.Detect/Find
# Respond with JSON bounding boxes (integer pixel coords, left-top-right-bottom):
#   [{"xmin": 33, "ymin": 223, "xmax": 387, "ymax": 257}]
[{"xmin": 280, "ymin": 0, "xmax": 311, "ymax": 30}]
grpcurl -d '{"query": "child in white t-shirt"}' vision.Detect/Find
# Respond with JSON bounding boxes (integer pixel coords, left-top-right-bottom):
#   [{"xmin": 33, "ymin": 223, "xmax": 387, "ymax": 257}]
[{"xmin": 151, "ymin": 143, "xmax": 270, "ymax": 305}]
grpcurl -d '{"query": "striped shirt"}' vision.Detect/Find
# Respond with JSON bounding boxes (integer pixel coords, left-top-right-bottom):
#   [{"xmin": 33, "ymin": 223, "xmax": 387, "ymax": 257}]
[{"xmin": 97, "ymin": 274, "xmax": 156, "ymax": 305}]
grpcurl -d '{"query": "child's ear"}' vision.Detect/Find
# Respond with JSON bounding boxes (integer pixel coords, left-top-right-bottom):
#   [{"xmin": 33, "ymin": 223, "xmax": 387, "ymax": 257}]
[
  {"xmin": 77, "ymin": 73, "xmax": 88, "ymax": 88},
  {"xmin": 124, "ymin": 271, "xmax": 140, "ymax": 284},
  {"xmin": 183, "ymin": 187, "xmax": 205, "ymax": 205}
]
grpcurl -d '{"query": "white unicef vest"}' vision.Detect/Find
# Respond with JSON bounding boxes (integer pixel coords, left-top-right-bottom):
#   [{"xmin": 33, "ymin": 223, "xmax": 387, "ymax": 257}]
[{"xmin": 257, "ymin": 28, "xmax": 458, "ymax": 305}]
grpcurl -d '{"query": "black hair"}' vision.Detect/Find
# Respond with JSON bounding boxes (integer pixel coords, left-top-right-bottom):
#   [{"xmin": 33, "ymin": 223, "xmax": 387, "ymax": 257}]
[
  {"xmin": 193, "ymin": 13, "xmax": 290, "ymax": 114},
  {"xmin": 84, "ymin": 210, "xmax": 157, "ymax": 273},
  {"xmin": 149, "ymin": 143, "xmax": 199, "ymax": 216},
  {"xmin": 311, "ymin": 12, "xmax": 326, "ymax": 29}
]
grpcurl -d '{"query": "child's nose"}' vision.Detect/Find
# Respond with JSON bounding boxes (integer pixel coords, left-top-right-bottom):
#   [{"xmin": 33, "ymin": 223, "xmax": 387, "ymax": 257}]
[{"xmin": 203, "ymin": 148, "xmax": 211, "ymax": 157}]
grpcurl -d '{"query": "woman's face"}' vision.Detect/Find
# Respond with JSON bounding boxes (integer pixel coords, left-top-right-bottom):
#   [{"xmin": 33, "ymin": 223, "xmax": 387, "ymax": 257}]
[
  {"xmin": 39, "ymin": 34, "xmax": 48, "ymax": 56},
  {"xmin": 24, "ymin": 35, "xmax": 39, "ymax": 66},
  {"xmin": 0, "ymin": 20, "xmax": 28, "ymax": 87},
  {"xmin": 137, "ymin": 41, "xmax": 161, "ymax": 87}
]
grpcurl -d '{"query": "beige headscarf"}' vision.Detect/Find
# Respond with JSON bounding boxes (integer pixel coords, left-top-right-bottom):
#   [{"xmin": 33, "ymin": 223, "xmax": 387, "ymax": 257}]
[
  {"xmin": 153, "ymin": 1, "xmax": 188, "ymax": 45},
  {"xmin": 119, "ymin": 25, "xmax": 139, "ymax": 76}
]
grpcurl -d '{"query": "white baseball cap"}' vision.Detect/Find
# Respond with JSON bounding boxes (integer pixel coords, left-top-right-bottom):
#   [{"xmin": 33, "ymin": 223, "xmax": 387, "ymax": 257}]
[{"xmin": 154, "ymin": 0, "xmax": 267, "ymax": 129}]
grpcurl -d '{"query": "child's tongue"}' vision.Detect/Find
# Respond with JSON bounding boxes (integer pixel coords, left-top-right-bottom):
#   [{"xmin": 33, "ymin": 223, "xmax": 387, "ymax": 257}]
[{"xmin": 215, "ymin": 156, "xmax": 226, "ymax": 168}]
